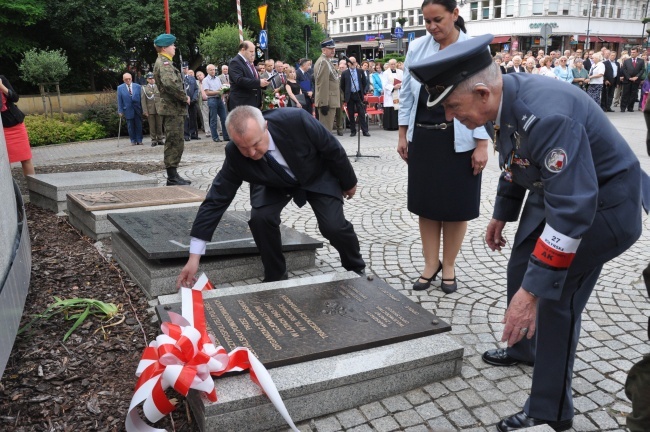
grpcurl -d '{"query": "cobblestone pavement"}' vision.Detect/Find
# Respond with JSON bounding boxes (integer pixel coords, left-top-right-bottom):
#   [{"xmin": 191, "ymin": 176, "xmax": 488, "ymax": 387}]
[{"xmin": 21, "ymin": 112, "xmax": 650, "ymax": 431}]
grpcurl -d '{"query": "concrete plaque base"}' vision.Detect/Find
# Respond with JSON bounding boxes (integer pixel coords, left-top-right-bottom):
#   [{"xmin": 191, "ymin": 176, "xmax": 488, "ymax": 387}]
[{"xmin": 157, "ymin": 273, "xmax": 463, "ymax": 432}]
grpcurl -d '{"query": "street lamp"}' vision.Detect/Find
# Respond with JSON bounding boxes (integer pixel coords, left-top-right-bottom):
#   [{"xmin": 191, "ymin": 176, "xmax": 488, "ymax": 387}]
[
  {"xmin": 318, "ymin": 2, "xmax": 335, "ymax": 36},
  {"xmin": 370, "ymin": 15, "xmax": 383, "ymax": 59}
]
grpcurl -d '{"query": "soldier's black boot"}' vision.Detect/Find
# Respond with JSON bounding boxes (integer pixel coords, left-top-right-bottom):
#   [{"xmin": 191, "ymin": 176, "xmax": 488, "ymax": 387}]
[{"xmin": 166, "ymin": 167, "xmax": 191, "ymax": 186}]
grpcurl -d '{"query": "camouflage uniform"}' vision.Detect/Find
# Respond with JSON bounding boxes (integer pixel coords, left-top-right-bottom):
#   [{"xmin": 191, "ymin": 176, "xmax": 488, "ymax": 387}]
[
  {"xmin": 140, "ymin": 81, "xmax": 164, "ymax": 146},
  {"xmin": 153, "ymin": 53, "xmax": 186, "ymax": 168}
]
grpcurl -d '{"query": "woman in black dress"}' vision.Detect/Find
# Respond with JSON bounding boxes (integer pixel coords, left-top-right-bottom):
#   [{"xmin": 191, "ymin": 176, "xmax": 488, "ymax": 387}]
[
  {"xmin": 396, "ymin": 0, "xmax": 489, "ymax": 294},
  {"xmin": 284, "ymin": 67, "xmax": 304, "ymax": 109}
]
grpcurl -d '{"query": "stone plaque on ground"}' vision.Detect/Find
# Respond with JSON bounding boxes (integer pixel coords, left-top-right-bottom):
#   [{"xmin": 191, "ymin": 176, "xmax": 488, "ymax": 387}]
[
  {"xmin": 109, "ymin": 209, "xmax": 322, "ymax": 259},
  {"xmin": 68, "ymin": 185, "xmax": 205, "ymax": 211},
  {"xmin": 157, "ymin": 276, "xmax": 450, "ymax": 368},
  {"xmin": 27, "ymin": 170, "xmax": 158, "ymax": 213}
]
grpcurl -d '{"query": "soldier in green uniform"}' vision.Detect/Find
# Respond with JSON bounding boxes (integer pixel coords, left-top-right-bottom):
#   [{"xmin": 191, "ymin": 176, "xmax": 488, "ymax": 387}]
[
  {"xmin": 153, "ymin": 33, "xmax": 191, "ymax": 186},
  {"xmin": 140, "ymin": 72, "xmax": 164, "ymax": 147}
]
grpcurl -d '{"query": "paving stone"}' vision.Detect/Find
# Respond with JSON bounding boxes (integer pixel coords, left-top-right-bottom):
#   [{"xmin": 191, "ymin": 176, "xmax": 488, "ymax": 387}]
[
  {"xmin": 572, "ymin": 414, "xmax": 597, "ymax": 431},
  {"xmin": 587, "ymin": 410, "xmax": 619, "ymax": 429},
  {"xmin": 573, "ymin": 396, "xmax": 599, "ymax": 412},
  {"xmin": 436, "ymin": 395, "xmax": 463, "ymax": 412},
  {"xmin": 443, "ymin": 376, "xmax": 470, "ymax": 392},
  {"xmin": 359, "ymin": 402, "xmax": 387, "ymax": 421},
  {"xmin": 403, "ymin": 389, "xmax": 431, "ymax": 406},
  {"xmin": 472, "ymin": 406, "xmax": 500, "ymax": 425},
  {"xmin": 423, "ymin": 382, "xmax": 450, "ymax": 399},
  {"xmin": 456, "ymin": 388, "xmax": 484, "ymax": 407},
  {"xmin": 403, "ymin": 425, "xmax": 430, "ymax": 432},
  {"xmin": 313, "ymin": 416, "xmax": 341, "ymax": 432},
  {"xmin": 334, "ymin": 409, "xmax": 365, "ymax": 429},
  {"xmin": 394, "ymin": 409, "xmax": 423, "ymax": 428},
  {"xmin": 427, "ymin": 416, "xmax": 455, "ymax": 431},
  {"xmin": 345, "ymin": 425, "xmax": 374, "ymax": 432},
  {"xmin": 587, "ymin": 389, "xmax": 616, "ymax": 406},
  {"xmin": 448, "ymin": 407, "xmax": 476, "ymax": 428},
  {"xmin": 370, "ymin": 416, "xmax": 401, "ymax": 432},
  {"xmin": 381, "ymin": 395, "xmax": 412, "ymax": 413}
]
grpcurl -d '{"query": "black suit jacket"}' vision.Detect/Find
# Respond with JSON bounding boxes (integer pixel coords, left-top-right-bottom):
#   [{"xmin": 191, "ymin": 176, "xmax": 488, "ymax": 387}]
[
  {"xmin": 228, "ymin": 54, "xmax": 261, "ymax": 110},
  {"xmin": 612, "ymin": 61, "xmax": 621, "ymax": 86},
  {"xmin": 190, "ymin": 108, "xmax": 358, "ymax": 241},
  {"xmin": 340, "ymin": 68, "xmax": 367, "ymax": 103},
  {"xmin": 583, "ymin": 59, "xmax": 592, "ymax": 72},
  {"xmin": 602, "ymin": 60, "xmax": 614, "ymax": 86},
  {"xmin": 622, "ymin": 57, "xmax": 645, "ymax": 83}
]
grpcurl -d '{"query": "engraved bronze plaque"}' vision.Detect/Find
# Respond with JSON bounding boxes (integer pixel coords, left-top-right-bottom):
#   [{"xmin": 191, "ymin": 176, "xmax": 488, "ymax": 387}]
[
  {"xmin": 156, "ymin": 277, "xmax": 450, "ymax": 368},
  {"xmin": 109, "ymin": 210, "xmax": 322, "ymax": 259},
  {"xmin": 68, "ymin": 186, "xmax": 206, "ymax": 211}
]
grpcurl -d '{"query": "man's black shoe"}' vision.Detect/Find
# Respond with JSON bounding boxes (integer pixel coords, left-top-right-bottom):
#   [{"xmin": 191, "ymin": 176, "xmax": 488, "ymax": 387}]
[
  {"xmin": 353, "ymin": 269, "xmax": 366, "ymax": 277},
  {"xmin": 151, "ymin": 142, "xmax": 157, "ymax": 147},
  {"xmin": 191, "ymin": 136, "xmax": 200, "ymax": 140},
  {"xmin": 362, "ymin": 132, "xmax": 371, "ymax": 137},
  {"xmin": 497, "ymin": 411, "xmax": 572, "ymax": 432},
  {"xmin": 482, "ymin": 348, "xmax": 534, "ymax": 367},
  {"xmin": 262, "ymin": 272, "xmax": 288, "ymax": 282},
  {"xmin": 213, "ymin": 138, "xmax": 222, "ymax": 143},
  {"xmin": 350, "ymin": 131, "xmax": 356, "ymax": 137},
  {"xmin": 337, "ymin": 130, "xmax": 344, "ymax": 136},
  {"xmin": 606, "ymin": 108, "xmax": 614, "ymax": 112},
  {"xmin": 184, "ymin": 137, "xmax": 190, "ymax": 141}
]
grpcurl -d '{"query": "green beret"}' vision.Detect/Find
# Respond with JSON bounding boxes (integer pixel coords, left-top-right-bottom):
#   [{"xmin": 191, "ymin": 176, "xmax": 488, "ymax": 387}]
[{"xmin": 154, "ymin": 33, "xmax": 176, "ymax": 47}]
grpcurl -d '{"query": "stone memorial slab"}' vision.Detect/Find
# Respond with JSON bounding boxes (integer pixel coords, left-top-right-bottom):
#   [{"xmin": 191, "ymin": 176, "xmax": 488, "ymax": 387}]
[
  {"xmin": 157, "ymin": 276, "xmax": 450, "ymax": 368},
  {"xmin": 157, "ymin": 273, "xmax": 463, "ymax": 432},
  {"xmin": 108, "ymin": 210, "xmax": 322, "ymax": 259},
  {"xmin": 66, "ymin": 186, "xmax": 206, "ymax": 240},
  {"xmin": 27, "ymin": 170, "xmax": 158, "ymax": 213}
]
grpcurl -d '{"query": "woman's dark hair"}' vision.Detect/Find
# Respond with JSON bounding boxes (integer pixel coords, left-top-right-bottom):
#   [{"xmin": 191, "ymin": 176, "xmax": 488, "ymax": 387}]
[{"xmin": 421, "ymin": 0, "xmax": 466, "ymax": 33}]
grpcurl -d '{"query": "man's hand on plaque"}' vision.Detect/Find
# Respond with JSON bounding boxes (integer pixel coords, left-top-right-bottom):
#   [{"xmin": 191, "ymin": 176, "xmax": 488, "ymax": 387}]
[{"xmin": 177, "ymin": 254, "xmax": 201, "ymax": 289}]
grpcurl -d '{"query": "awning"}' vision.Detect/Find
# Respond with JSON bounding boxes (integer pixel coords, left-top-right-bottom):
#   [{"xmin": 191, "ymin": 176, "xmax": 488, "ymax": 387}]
[
  {"xmin": 491, "ymin": 36, "xmax": 511, "ymax": 44},
  {"xmin": 578, "ymin": 35, "xmax": 627, "ymax": 43}
]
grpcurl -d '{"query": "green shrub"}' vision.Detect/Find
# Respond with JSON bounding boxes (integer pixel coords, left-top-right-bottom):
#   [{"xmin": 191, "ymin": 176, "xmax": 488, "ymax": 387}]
[
  {"xmin": 82, "ymin": 90, "xmax": 121, "ymax": 137},
  {"xmin": 74, "ymin": 121, "xmax": 106, "ymax": 141},
  {"xmin": 24, "ymin": 115, "xmax": 76, "ymax": 146}
]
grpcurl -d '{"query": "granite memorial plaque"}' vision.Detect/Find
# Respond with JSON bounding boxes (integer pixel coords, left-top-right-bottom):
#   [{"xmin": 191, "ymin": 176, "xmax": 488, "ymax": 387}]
[
  {"xmin": 157, "ymin": 276, "xmax": 450, "ymax": 368},
  {"xmin": 68, "ymin": 186, "xmax": 206, "ymax": 211},
  {"xmin": 109, "ymin": 210, "xmax": 322, "ymax": 259}
]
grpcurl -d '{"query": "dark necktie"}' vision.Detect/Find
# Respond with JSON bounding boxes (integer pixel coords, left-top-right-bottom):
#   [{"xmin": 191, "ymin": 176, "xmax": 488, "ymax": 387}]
[
  {"xmin": 128, "ymin": 85, "xmax": 132, "ymax": 95},
  {"xmin": 248, "ymin": 62, "xmax": 258, "ymax": 78},
  {"xmin": 633, "ymin": 59, "xmax": 637, "ymax": 68},
  {"xmin": 264, "ymin": 153, "xmax": 305, "ymax": 207}
]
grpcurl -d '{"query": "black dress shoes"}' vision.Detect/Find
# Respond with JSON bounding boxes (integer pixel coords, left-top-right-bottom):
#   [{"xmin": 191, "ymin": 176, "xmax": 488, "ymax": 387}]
[
  {"xmin": 337, "ymin": 130, "xmax": 344, "ymax": 136},
  {"xmin": 262, "ymin": 272, "xmax": 288, "ymax": 282},
  {"xmin": 350, "ymin": 131, "xmax": 356, "ymax": 137},
  {"xmin": 413, "ymin": 260, "xmax": 442, "ymax": 291},
  {"xmin": 362, "ymin": 132, "xmax": 371, "ymax": 137},
  {"xmin": 441, "ymin": 276, "xmax": 457, "ymax": 294},
  {"xmin": 482, "ymin": 348, "xmax": 534, "ymax": 367},
  {"xmin": 497, "ymin": 411, "xmax": 573, "ymax": 432}
]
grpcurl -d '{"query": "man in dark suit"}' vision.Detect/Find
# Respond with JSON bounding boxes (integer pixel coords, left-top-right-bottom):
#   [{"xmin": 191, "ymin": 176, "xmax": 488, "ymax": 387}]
[
  {"xmin": 340, "ymin": 56, "xmax": 370, "ymax": 137},
  {"xmin": 228, "ymin": 41, "xmax": 270, "ymax": 110},
  {"xmin": 296, "ymin": 58, "xmax": 314, "ymax": 115},
  {"xmin": 409, "ymin": 34, "xmax": 650, "ymax": 432},
  {"xmin": 117, "ymin": 72, "xmax": 143, "ymax": 145},
  {"xmin": 621, "ymin": 47, "xmax": 645, "ymax": 112},
  {"xmin": 176, "ymin": 106, "xmax": 366, "ymax": 286},
  {"xmin": 182, "ymin": 66, "xmax": 200, "ymax": 140},
  {"xmin": 506, "ymin": 55, "xmax": 526, "ymax": 73},
  {"xmin": 607, "ymin": 51, "xmax": 621, "ymax": 111}
]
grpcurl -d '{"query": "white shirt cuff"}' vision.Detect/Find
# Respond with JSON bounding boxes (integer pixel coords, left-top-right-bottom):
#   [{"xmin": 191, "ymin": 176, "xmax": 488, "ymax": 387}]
[{"xmin": 189, "ymin": 237, "xmax": 207, "ymax": 255}]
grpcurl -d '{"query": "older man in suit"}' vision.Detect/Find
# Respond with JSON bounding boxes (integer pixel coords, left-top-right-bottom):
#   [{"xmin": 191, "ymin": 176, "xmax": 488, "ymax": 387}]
[
  {"xmin": 621, "ymin": 47, "xmax": 645, "ymax": 112},
  {"xmin": 176, "ymin": 106, "xmax": 366, "ymax": 286},
  {"xmin": 117, "ymin": 72, "xmax": 143, "ymax": 145},
  {"xmin": 340, "ymin": 56, "xmax": 370, "ymax": 137},
  {"xmin": 228, "ymin": 41, "xmax": 270, "ymax": 110},
  {"xmin": 409, "ymin": 34, "xmax": 649, "ymax": 431}
]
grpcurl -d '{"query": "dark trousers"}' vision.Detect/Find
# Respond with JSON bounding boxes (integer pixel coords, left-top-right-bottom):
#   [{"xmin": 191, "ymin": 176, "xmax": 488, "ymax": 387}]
[
  {"xmin": 505, "ymin": 205, "xmax": 603, "ymax": 422},
  {"xmin": 621, "ymin": 81, "xmax": 641, "ymax": 111},
  {"xmin": 125, "ymin": 114, "xmax": 143, "ymax": 143},
  {"xmin": 606, "ymin": 84, "xmax": 617, "ymax": 109},
  {"xmin": 600, "ymin": 84, "xmax": 610, "ymax": 110},
  {"xmin": 644, "ymin": 109, "xmax": 650, "ymax": 156},
  {"xmin": 248, "ymin": 192, "xmax": 365, "ymax": 281},
  {"xmin": 346, "ymin": 95, "xmax": 368, "ymax": 134},
  {"xmin": 184, "ymin": 101, "xmax": 199, "ymax": 138}
]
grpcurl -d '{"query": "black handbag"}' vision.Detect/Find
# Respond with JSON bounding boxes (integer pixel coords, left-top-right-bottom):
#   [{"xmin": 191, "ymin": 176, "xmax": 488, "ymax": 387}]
[{"xmin": 290, "ymin": 93, "xmax": 307, "ymax": 107}]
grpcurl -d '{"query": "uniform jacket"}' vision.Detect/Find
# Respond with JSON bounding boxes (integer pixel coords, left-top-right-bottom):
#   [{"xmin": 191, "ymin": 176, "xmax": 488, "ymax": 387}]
[
  {"xmin": 228, "ymin": 54, "xmax": 261, "ymax": 110},
  {"xmin": 116, "ymin": 82, "xmax": 142, "ymax": 119},
  {"xmin": 140, "ymin": 83, "xmax": 162, "ymax": 115},
  {"xmin": 190, "ymin": 108, "xmax": 357, "ymax": 241},
  {"xmin": 621, "ymin": 56, "xmax": 645, "ymax": 83},
  {"xmin": 153, "ymin": 54, "xmax": 187, "ymax": 116},
  {"xmin": 184, "ymin": 75, "xmax": 199, "ymax": 104},
  {"xmin": 340, "ymin": 68, "xmax": 367, "ymax": 103},
  {"xmin": 493, "ymin": 73, "xmax": 650, "ymax": 300},
  {"xmin": 313, "ymin": 54, "xmax": 340, "ymax": 108}
]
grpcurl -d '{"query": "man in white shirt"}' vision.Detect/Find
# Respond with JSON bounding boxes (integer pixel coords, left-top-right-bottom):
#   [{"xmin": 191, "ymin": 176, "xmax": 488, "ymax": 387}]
[{"xmin": 202, "ymin": 64, "xmax": 229, "ymax": 142}]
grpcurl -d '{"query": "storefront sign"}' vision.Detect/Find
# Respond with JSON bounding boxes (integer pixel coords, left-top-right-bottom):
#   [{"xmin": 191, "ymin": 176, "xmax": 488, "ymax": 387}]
[{"xmin": 529, "ymin": 22, "xmax": 558, "ymax": 29}]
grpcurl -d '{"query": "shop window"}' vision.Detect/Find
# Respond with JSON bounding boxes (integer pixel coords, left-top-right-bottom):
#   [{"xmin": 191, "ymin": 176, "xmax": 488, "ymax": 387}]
[
  {"xmin": 519, "ymin": 0, "xmax": 528, "ymax": 16},
  {"xmin": 494, "ymin": 0, "xmax": 502, "ymax": 18},
  {"xmin": 548, "ymin": 0, "xmax": 558, "ymax": 15},
  {"xmin": 505, "ymin": 0, "xmax": 514, "ymax": 17},
  {"xmin": 470, "ymin": 2, "xmax": 478, "ymax": 20},
  {"xmin": 482, "ymin": 2, "xmax": 490, "ymax": 18},
  {"xmin": 532, "ymin": 0, "xmax": 543, "ymax": 15}
]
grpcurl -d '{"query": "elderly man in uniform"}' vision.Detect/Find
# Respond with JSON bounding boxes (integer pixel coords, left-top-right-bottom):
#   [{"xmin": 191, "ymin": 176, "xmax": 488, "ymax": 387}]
[
  {"xmin": 314, "ymin": 38, "xmax": 340, "ymax": 132},
  {"xmin": 176, "ymin": 105, "xmax": 366, "ymax": 287},
  {"xmin": 140, "ymin": 72, "xmax": 164, "ymax": 147},
  {"xmin": 409, "ymin": 34, "xmax": 650, "ymax": 431},
  {"xmin": 153, "ymin": 33, "xmax": 192, "ymax": 186}
]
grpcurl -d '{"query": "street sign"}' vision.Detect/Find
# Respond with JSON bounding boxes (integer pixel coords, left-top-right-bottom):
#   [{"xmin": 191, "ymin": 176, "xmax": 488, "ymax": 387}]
[
  {"xmin": 379, "ymin": 43, "xmax": 384, "ymax": 50},
  {"xmin": 259, "ymin": 30, "xmax": 268, "ymax": 50},
  {"xmin": 258, "ymin": 5, "xmax": 268, "ymax": 29},
  {"xmin": 408, "ymin": 32, "xmax": 415, "ymax": 43},
  {"xmin": 394, "ymin": 27, "xmax": 404, "ymax": 39}
]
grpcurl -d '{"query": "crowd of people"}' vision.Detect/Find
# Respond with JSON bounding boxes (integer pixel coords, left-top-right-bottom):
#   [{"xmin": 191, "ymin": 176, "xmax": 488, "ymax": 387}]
[{"xmin": 491, "ymin": 46, "xmax": 649, "ymax": 112}]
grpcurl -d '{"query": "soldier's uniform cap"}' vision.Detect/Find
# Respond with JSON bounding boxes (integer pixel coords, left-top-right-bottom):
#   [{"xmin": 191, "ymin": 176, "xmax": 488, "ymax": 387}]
[
  {"xmin": 182, "ymin": 61, "xmax": 189, "ymax": 68},
  {"xmin": 145, "ymin": 72, "xmax": 154, "ymax": 79},
  {"xmin": 154, "ymin": 33, "xmax": 176, "ymax": 47},
  {"xmin": 409, "ymin": 34, "xmax": 494, "ymax": 108},
  {"xmin": 321, "ymin": 38, "xmax": 336, "ymax": 48}
]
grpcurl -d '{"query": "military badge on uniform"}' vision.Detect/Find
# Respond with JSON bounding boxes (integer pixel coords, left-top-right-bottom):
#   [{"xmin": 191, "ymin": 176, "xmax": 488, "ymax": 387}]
[
  {"xmin": 163, "ymin": 61, "xmax": 170, "ymax": 66},
  {"xmin": 544, "ymin": 148, "xmax": 567, "ymax": 173}
]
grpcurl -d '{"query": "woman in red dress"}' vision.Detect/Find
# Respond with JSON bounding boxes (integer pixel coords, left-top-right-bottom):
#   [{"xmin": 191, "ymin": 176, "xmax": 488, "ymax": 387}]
[{"xmin": 1, "ymin": 75, "xmax": 35, "ymax": 176}]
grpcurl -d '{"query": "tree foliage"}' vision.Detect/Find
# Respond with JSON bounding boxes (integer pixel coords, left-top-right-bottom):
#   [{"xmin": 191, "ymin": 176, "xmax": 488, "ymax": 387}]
[
  {"xmin": 19, "ymin": 48, "xmax": 70, "ymax": 85},
  {"xmin": 198, "ymin": 24, "xmax": 253, "ymax": 68},
  {"xmin": 0, "ymin": 0, "xmax": 46, "ymax": 57}
]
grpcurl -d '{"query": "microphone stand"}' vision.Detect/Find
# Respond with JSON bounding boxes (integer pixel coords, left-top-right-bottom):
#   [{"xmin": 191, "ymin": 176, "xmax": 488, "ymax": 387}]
[{"xmin": 347, "ymin": 67, "xmax": 379, "ymax": 162}]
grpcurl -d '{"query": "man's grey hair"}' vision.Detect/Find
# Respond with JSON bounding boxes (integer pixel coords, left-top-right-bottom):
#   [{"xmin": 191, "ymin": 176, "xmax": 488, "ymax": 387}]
[
  {"xmin": 225, "ymin": 106, "xmax": 265, "ymax": 137},
  {"xmin": 455, "ymin": 62, "xmax": 501, "ymax": 95}
]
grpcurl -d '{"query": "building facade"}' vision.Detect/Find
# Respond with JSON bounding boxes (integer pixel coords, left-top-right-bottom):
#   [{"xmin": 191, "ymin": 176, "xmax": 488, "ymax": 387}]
[{"xmin": 322, "ymin": 0, "xmax": 648, "ymax": 59}]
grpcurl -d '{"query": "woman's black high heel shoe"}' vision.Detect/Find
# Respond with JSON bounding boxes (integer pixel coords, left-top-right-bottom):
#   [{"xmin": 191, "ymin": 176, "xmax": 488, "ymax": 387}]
[
  {"xmin": 413, "ymin": 260, "xmax": 442, "ymax": 291},
  {"xmin": 441, "ymin": 275, "xmax": 458, "ymax": 294}
]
